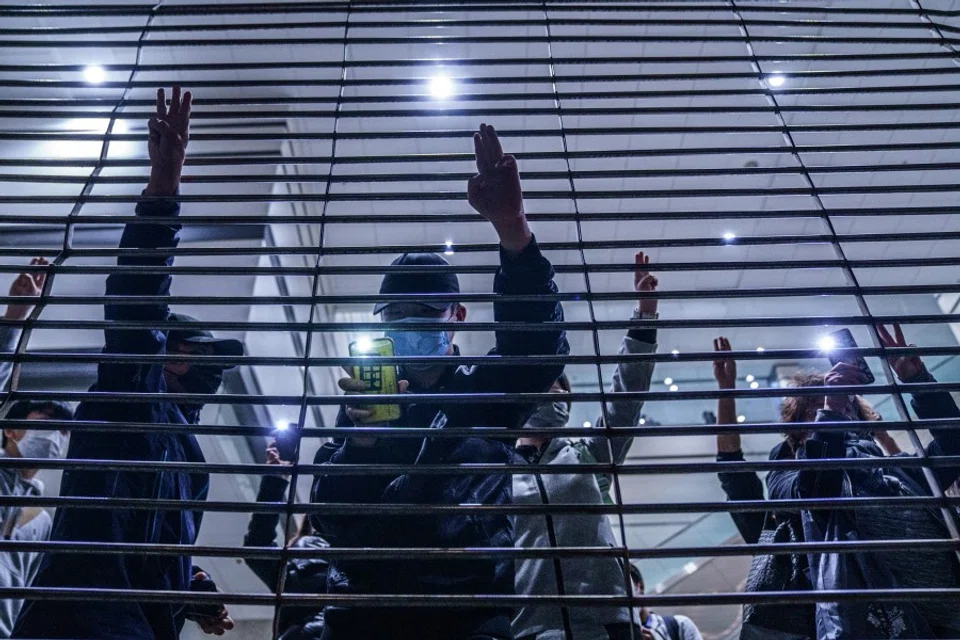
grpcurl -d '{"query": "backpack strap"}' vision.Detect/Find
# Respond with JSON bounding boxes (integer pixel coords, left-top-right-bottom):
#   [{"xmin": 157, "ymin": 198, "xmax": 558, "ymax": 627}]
[{"xmin": 662, "ymin": 615, "xmax": 681, "ymax": 640}]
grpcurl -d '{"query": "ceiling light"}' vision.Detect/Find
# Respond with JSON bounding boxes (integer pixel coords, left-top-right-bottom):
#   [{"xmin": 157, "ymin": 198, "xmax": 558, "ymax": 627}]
[
  {"xmin": 83, "ymin": 65, "xmax": 106, "ymax": 84},
  {"xmin": 722, "ymin": 231, "xmax": 736, "ymax": 242},
  {"xmin": 737, "ymin": 415, "xmax": 746, "ymax": 423},
  {"xmin": 683, "ymin": 562, "xmax": 698, "ymax": 575},
  {"xmin": 745, "ymin": 374, "xmax": 755, "ymax": 383},
  {"xmin": 669, "ymin": 384, "xmax": 679, "ymax": 392},
  {"xmin": 653, "ymin": 582, "xmax": 665, "ymax": 594},
  {"xmin": 670, "ymin": 349, "xmax": 680, "ymax": 356},
  {"xmin": 663, "ymin": 377, "xmax": 673, "ymax": 386},
  {"xmin": 818, "ymin": 336, "xmax": 836, "ymax": 352},
  {"xmin": 582, "ymin": 421, "xmax": 591, "ymax": 428},
  {"xmin": 756, "ymin": 346, "xmax": 765, "ymax": 353},
  {"xmin": 767, "ymin": 73, "xmax": 786, "ymax": 88},
  {"xmin": 750, "ymin": 381, "xmax": 760, "ymax": 389},
  {"xmin": 639, "ymin": 418, "xmax": 646, "ymax": 425},
  {"xmin": 428, "ymin": 74, "xmax": 455, "ymax": 99}
]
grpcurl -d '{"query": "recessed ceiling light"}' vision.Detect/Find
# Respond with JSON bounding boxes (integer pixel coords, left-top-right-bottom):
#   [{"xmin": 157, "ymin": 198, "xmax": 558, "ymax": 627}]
[
  {"xmin": 669, "ymin": 384, "xmax": 679, "ymax": 392},
  {"xmin": 670, "ymin": 349, "xmax": 680, "ymax": 356},
  {"xmin": 750, "ymin": 381, "xmax": 760, "ymax": 389},
  {"xmin": 428, "ymin": 74, "xmax": 455, "ymax": 99},
  {"xmin": 583, "ymin": 421, "xmax": 591, "ymax": 428},
  {"xmin": 737, "ymin": 415, "xmax": 746, "ymax": 423},
  {"xmin": 756, "ymin": 346, "xmax": 765, "ymax": 353},
  {"xmin": 745, "ymin": 374, "xmax": 755, "ymax": 383},
  {"xmin": 84, "ymin": 65, "xmax": 106, "ymax": 84},
  {"xmin": 767, "ymin": 73, "xmax": 786, "ymax": 88},
  {"xmin": 683, "ymin": 562, "xmax": 698, "ymax": 575},
  {"xmin": 722, "ymin": 231, "xmax": 736, "ymax": 242},
  {"xmin": 639, "ymin": 418, "xmax": 646, "ymax": 425},
  {"xmin": 663, "ymin": 377, "xmax": 674, "ymax": 386}
]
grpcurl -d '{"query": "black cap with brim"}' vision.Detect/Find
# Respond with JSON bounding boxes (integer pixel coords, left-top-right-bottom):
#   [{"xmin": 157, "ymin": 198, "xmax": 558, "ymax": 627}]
[
  {"xmin": 374, "ymin": 252, "xmax": 460, "ymax": 315},
  {"xmin": 166, "ymin": 312, "xmax": 245, "ymax": 364}
]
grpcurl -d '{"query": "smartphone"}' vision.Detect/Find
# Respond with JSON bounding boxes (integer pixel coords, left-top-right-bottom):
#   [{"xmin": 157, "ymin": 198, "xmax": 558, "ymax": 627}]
[
  {"xmin": 826, "ymin": 328, "xmax": 875, "ymax": 384},
  {"xmin": 273, "ymin": 423, "xmax": 301, "ymax": 463},
  {"xmin": 348, "ymin": 337, "xmax": 401, "ymax": 424}
]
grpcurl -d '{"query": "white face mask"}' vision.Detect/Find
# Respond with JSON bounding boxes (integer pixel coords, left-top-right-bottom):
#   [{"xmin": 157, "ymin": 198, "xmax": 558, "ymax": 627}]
[{"xmin": 15, "ymin": 430, "xmax": 66, "ymax": 460}]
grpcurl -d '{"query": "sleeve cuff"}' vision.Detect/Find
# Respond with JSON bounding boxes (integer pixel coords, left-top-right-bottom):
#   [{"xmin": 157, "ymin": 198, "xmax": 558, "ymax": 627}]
[
  {"xmin": 333, "ymin": 440, "xmax": 381, "ymax": 463},
  {"xmin": 717, "ymin": 449, "xmax": 746, "ymax": 462},
  {"xmin": 627, "ymin": 328, "xmax": 657, "ymax": 345},
  {"xmin": 496, "ymin": 234, "xmax": 554, "ymax": 290},
  {"xmin": 901, "ymin": 367, "xmax": 936, "ymax": 384},
  {"xmin": 135, "ymin": 195, "xmax": 181, "ymax": 219},
  {"xmin": 256, "ymin": 474, "xmax": 290, "ymax": 502}
]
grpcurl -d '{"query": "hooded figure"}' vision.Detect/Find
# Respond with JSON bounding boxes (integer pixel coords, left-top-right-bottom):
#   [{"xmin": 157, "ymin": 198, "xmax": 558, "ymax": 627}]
[{"xmin": 14, "ymin": 196, "xmax": 242, "ymax": 638}]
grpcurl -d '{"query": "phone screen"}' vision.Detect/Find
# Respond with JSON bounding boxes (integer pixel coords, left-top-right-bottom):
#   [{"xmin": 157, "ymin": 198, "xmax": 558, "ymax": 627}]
[{"xmin": 826, "ymin": 328, "xmax": 875, "ymax": 384}]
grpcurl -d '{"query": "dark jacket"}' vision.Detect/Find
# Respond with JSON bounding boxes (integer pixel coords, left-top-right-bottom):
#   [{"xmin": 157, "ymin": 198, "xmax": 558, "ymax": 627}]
[
  {"xmin": 716, "ymin": 449, "xmax": 766, "ymax": 544},
  {"xmin": 766, "ymin": 370, "xmax": 960, "ymax": 635},
  {"xmin": 14, "ymin": 199, "xmax": 210, "ymax": 640},
  {"xmin": 311, "ymin": 238, "xmax": 568, "ymax": 640},
  {"xmin": 243, "ymin": 474, "xmax": 329, "ymax": 640}
]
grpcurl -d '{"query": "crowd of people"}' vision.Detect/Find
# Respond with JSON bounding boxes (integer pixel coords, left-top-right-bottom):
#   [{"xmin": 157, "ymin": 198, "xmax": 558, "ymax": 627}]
[{"xmin": 0, "ymin": 85, "xmax": 956, "ymax": 640}]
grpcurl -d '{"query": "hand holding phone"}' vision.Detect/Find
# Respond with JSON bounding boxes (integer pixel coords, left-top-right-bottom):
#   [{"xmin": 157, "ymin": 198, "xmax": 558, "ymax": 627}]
[
  {"xmin": 346, "ymin": 337, "xmax": 402, "ymax": 424},
  {"xmin": 272, "ymin": 423, "xmax": 301, "ymax": 463},
  {"xmin": 824, "ymin": 328, "xmax": 875, "ymax": 384}
]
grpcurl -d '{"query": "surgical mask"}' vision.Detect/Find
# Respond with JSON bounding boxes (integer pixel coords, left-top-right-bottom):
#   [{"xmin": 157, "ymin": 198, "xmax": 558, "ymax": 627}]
[
  {"xmin": 524, "ymin": 401, "xmax": 570, "ymax": 431},
  {"xmin": 15, "ymin": 430, "xmax": 66, "ymax": 460},
  {"xmin": 385, "ymin": 316, "xmax": 453, "ymax": 372}
]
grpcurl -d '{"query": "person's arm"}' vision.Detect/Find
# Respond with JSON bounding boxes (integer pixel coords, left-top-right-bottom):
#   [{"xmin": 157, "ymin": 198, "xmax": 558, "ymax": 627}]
[
  {"xmin": 877, "ymin": 323, "xmax": 960, "ymax": 489},
  {"xmin": 309, "ymin": 416, "xmax": 395, "ymax": 543},
  {"xmin": 0, "ymin": 258, "xmax": 48, "ymax": 391},
  {"xmin": 243, "ymin": 444, "xmax": 292, "ymax": 589},
  {"xmin": 100, "ymin": 87, "xmax": 191, "ymax": 393},
  {"xmin": 442, "ymin": 124, "xmax": 568, "ymax": 430},
  {"xmin": 584, "ymin": 252, "xmax": 658, "ymax": 466},
  {"xmin": 676, "ymin": 615, "xmax": 704, "ymax": 640},
  {"xmin": 710, "ymin": 337, "xmax": 766, "ymax": 543}
]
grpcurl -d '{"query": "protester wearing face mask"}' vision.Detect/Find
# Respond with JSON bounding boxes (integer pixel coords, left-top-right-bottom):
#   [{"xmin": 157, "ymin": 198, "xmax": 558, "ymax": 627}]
[
  {"xmin": 311, "ymin": 124, "xmax": 569, "ymax": 640},
  {"xmin": 14, "ymin": 87, "xmax": 238, "ymax": 640},
  {"xmin": 511, "ymin": 252, "xmax": 658, "ymax": 640},
  {"xmin": 0, "ymin": 401, "xmax": 73, "ymax": 638}
]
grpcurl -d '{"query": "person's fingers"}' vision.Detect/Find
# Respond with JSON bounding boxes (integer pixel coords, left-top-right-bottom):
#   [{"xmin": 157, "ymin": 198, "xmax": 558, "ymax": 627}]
[
  {"xmin": 722, "ymin": 337, "xmax": 732, "ymax": 351},
  {"xmin": 486, "ymin": 123, "xmax": 503, "ymax": 162},
  {"xmin": 713, "ymin": 337, "xmax": 720, "ymax": 352},
  {"xmin": 170, "ymin": 85, "xmax": 181, "ymax": 116},
  {"xmin": 181, "ymin": 90, "xmax": 193, "ymax": 122},
  {"xmin": 648, "ymin": 276, "xmax": 658, "ymax": 290},
  {"xmin": 875, "ymin": 324, "xmax": 893, "ymax": 346},
  {"xmin": 893, "ymin": 323, "xmax": 906, "ymax": 347},
  {"xmin": 221, "ymin": 616, "xmax": 235, "ymax": 630},
  {"xmin": 472, "ymin": 132, "xmax": 487, "ymax": 174},
  {"xmin": 156, "ymin": 88, "xmax": 166, "ymax": 118},
  {"xmin": 193, "ymin": 571, "xmax": 209, "ymax": 581},
  {"xmin": 338, "ymin": 377, "xmax": 367, "ymax": 392},
  {"xmin": 398, "ymin": 379, "xmax": 409, "ymax": 393},
  {"xmin": 481, "ymin": 123, "xmax": 499, "ymax": 170}
]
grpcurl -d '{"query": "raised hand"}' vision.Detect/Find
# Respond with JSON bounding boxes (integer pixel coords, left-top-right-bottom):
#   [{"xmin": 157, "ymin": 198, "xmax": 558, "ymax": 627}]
[
  {"xmin": 467, "ymin": 123, "xmax": 531, "ymax": 253},
  {"xmin": 5, "ymin": 257, "xmax": 48, "ymax": 321},
  {"xmin": 712, "ymin": 336, "xmax": 737, "ymax": 390},
  {"xmin": 634, "ymin": 251, "xmax": 659, "ymax": 315},
  {"xmin": 876, "ymin": 323, "xmax": 925, "ymax": 381},
  {"xmin": 146, "ymin": 86, "xmax": 192, "ymax": 196}
]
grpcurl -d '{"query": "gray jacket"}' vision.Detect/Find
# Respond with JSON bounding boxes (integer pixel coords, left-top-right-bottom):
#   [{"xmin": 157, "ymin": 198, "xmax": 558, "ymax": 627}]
[
  {"xmin": 0, "ymin": 457, "xmax": 50, "ymax": 638},
  {"xmin": 0, "ymin": 323, "xmax": 52, "ymax": 638},
  {"xmin": 513, "ymin": 335, "xmax": 656, "ymax": 640}
]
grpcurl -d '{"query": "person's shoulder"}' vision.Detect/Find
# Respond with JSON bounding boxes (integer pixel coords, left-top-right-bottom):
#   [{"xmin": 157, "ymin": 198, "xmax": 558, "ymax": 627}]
[{"xmin": 673, "ymin": 614, "xmax": 702, "ymax": 632}]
